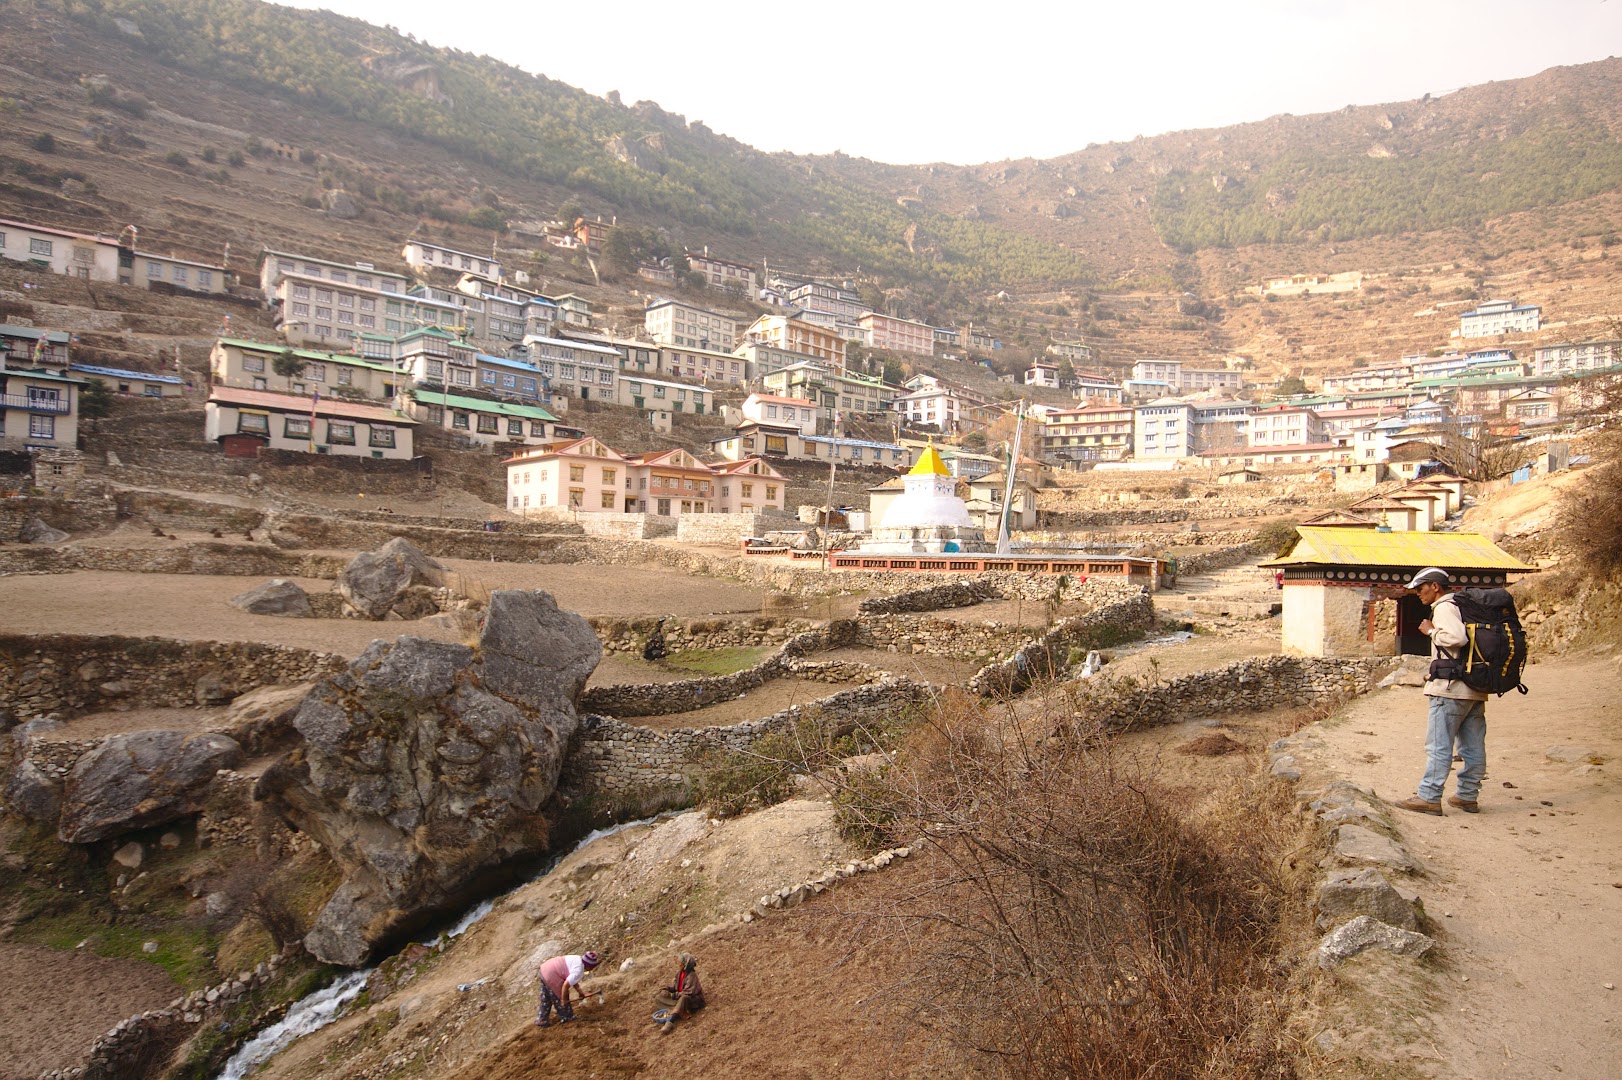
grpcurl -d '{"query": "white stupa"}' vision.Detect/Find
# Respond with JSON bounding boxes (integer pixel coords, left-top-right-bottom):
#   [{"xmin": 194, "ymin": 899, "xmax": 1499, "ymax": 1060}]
[{"xmin": 860, "ymin": 445, "xmax": 990, "ymax": 554}]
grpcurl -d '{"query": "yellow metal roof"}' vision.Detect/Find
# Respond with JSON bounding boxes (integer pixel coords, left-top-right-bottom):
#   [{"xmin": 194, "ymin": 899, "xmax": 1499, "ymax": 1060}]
[
  {"xmin": 1262, "ymin": 527, "xmax": 1535, "ymax": 571},
  {"xmin": 908, "ymin": 444, "xmax": 951, "ymax": 476}
]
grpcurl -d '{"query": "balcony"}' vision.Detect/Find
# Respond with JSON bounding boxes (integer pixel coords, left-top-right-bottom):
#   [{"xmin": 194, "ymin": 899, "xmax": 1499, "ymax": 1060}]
[{"xmin": 1, "ymin": 394, "xmax": 70, "ymax": 414}]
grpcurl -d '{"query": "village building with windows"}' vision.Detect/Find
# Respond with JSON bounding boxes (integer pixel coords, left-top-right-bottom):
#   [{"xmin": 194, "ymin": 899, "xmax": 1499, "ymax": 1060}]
[
  {"xmin": 260, "ymin": 250, "xmax": 408, "ymax": 303},
  {"xmin": 504, "ymin": 436, "xmax": 628, "ymax": 514},
  {"xmin": 742, "ymin": 314, "xmax": 847, "ymax": 367},
  {"xmin": 525, "ymin": 334, "xmax": 620, "ymax": 402},
  {"xmin": 401, "ymin": 240, "xmax": 499, "ymax": 280},
  {"xmin": 210, "ymin": 338, "xmax": 400, "ymax": 401},
  {"xmin": 859, "ymin": 312, "xmax": 935, "ymax": 357},
  {"xmin": 0, "ymin": 364, "xmax": 84, "ymax": 450},
  {"xmin": 741, "ymin": 393, "xmax": 817, "ymax": 436},
  {"xmin": 70, "ymin": 364, "xmax": 184, "ymax": 398},
  {"xmin": 661, "ymin": 344, "xmax": 746, "ymax": 385},
  {"xmin": 711, "ymin": 458, "xmax": 787, "ymax": 514},
  {"xmin": 2, "ymin": 217, "xmax": 226, "ymax": 293},
  {"xmin": 204, "ymin": 386, "xmax": 413, "ymax": 459}
]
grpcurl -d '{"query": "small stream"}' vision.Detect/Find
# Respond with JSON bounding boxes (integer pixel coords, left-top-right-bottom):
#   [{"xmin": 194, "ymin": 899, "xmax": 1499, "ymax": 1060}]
[{"xmin": 214, "ymin": 815, "xmax": 661, "ymax": 1079}]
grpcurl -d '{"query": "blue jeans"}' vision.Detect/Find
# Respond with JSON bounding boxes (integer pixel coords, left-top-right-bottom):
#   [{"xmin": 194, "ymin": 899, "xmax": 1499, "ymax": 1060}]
[{"xmin": 1418, "ymin": 695, "xmax": 1487, "ymax": 802}]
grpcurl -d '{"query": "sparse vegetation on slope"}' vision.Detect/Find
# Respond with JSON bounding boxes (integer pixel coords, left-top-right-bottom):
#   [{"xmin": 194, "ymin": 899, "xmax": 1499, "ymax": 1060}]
[
  {"xmin": 40, "ymin": 0, "xmax": 1090, "ymax": 289},
  {"xmin": 1152, "ymin": 127, "xmax": 1622, "ymax": 251}
]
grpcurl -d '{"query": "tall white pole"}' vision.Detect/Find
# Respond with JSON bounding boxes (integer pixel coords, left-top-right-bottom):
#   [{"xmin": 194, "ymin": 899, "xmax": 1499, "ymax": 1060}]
[{"xmin": 996, "ymin": 401, "xmax": 1024, "ymax": 557}]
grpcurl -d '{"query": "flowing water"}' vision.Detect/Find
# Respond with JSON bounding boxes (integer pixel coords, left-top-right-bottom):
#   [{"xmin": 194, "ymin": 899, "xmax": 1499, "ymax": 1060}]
[{"xmin": 214, "ymin": 814, "xmax": 663, "ymax": 1078}]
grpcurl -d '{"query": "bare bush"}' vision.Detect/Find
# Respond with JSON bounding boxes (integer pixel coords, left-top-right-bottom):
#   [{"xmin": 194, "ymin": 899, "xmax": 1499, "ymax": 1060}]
[
  {"xmin": 846, "ymin": 691, "xmax": 1299, "ymax": 1078},
  {"xmin": 219, "ymin": 857, "xmax": 305, "ymax": 950}
]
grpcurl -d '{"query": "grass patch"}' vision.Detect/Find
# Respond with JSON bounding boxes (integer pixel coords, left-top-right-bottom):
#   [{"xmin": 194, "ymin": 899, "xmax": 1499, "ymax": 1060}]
[
  {"xmin": 17, "ymin": 916, "xmax": 219, "ymax": 987},
  {"xmin": 660, "ymin": 645, "xmax": 771, "ymax": 676}
]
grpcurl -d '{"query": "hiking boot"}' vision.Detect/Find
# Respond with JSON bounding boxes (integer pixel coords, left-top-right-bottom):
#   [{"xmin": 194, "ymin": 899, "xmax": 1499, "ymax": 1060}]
[
  {"xmin": 1447, "ymin": 795, "xmax": 1480, "ymax": 814},
  {"xmin": 1395, "ymin": 796, "xmax": 1443, "ymax": 816}
]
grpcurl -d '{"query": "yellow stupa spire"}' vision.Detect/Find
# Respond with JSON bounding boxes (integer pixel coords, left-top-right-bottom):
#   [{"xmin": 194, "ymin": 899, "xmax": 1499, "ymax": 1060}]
[{"xmin": 909, "ymin": 444, "xmax": 951, "ymax": 476}]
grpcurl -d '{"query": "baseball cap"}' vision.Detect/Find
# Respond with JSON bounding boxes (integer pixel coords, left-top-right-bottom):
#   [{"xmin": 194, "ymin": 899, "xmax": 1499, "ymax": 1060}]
[{"xmin": 1404, "ymin": 567, "xmax": 1450, "ymax": 590}]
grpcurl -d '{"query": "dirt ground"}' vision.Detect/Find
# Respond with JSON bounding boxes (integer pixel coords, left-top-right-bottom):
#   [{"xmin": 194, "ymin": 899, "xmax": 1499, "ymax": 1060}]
[
  {"xmin": 1305, "ymin": 652, "xmax": 1622, "ymax": 1078},
  {"xmin": 605, "ymin": 676, "xmax": 860, "ymax": 731},
  {"xmin": 0, "ymin": 563, "xmax": 781, "ymax": 654},
  {"xmin": 0, "ymin": 944, "xmax": 180, "ymax": 1079}
]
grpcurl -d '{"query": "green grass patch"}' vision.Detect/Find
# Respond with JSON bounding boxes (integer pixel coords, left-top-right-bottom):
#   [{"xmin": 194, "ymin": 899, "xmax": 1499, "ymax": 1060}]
[
  {"xmin": 660, "ymin": 646, "xmax": 771, "ymax": 676},
  {"xmin": 16, "ymin": 916, "xmax": 219, "ymax": 987}
]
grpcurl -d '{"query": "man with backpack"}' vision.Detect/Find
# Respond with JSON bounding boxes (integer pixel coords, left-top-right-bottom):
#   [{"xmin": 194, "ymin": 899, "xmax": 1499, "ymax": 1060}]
[{"xmin": 1396, "ymin": 567, "xmax": 1489, "ymax": 816}]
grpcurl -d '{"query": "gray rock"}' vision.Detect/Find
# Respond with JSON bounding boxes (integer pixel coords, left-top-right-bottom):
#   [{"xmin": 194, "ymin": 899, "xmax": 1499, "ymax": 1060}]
[
  {"xmin": 1329, "ymin": 824, "xmax": 1421, "ymax": 874},
  {"xmin": 3, "ymin": 758, "xmax": 63, "ymax": 824},
  {"xmin": 58, "ymin": 731, "xmax": 244, "ymax": 843},
  {"xmin": 1316, "ymin": 868, "xmax": 1421, "ymax": 931},
  {"xmin": 1270, "ymin": 754, "xmax": 1301, "ymax": 781},
  {"xmin": 337, "ymin": 538, "xmax": 447, "ymax": 620},
  {"xmin": 216, "ymin": 683, "xmax": 313, "ymax": 755},
  {"xmin": 18, "ymin": 516, "xmax": 69, "ymax": 544},
  {"xmin": 229, "ymin": 579, "xmax": 313, "ymax": 618},
  {"xmin": 1316, "ymin": 915, "xmax": 1434, "ymax": 967},
  {"xmin": 113, "ymin": 842, "xmax": 145, "ymax": 870},
  {"xmin": 11, "ymin": 717, "xmax": 64, "ymax": 745},
  {"xmin": 1545, "ymin": 745, "xmax": 1602, "ymax": 765},
  {"xmin": 322, "ymin": 189, "xmax": 360, "ymax": 219},
  {"xmin": 259, "ymin": 590, "xmax": 600, "ymax": 966},
  {"xmin": 194, "ymin": 671, "xmax": 235, "ymax": 706}
]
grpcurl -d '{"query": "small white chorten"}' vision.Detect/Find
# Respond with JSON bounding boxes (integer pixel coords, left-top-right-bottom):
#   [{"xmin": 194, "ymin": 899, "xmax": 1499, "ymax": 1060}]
[{"xmin": 861, "ymin": 445, "xmax": 989, "ymax": 553}]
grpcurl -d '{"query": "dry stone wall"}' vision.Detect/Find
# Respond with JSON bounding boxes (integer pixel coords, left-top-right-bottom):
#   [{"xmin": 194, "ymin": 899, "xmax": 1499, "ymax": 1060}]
[
  {"xmin": 0, "ymin": 634, "xmax": 344, "ymax": 721},
  {"xmin": 563, "ymin": 676, "xmax": 937, "ymax": 796},
  {"xmin": 1071, "ymin": 655, "xmax": 1395, "ymax": 731},
  {"xmin": 0, "ymin": 542, "xmax": 348, "ymax": 578},
  {"xmin": 590, "ymin": 615, "xmax": 823, "ymax": 656},
  {"xmin": 968, "ymin": 591, "xmax": 1159, "ymax": 696},
  {"xmin": 581, "ymin": 623, "xmax": 861, "ymax": 717},
  {"xmin": 675, "ymin": 511, "xmax": 800, "ymax": 545},
  {"xmin": 265, "ymin": 515, "xmax": 585, "ymax": 561}
]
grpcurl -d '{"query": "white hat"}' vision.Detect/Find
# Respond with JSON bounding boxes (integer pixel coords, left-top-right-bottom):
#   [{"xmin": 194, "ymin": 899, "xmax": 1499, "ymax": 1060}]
[{"xmin": 1404, "ymin": 566, "xmax": 1450, "ymax": 590}]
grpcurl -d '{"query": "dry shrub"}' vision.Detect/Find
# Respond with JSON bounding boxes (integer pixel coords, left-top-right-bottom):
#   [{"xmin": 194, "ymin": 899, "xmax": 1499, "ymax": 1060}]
[
  {"xmin": 1556, "ymin": 458, "xmax": 1622, "ymax": 579},
  {"xmin": 854, "ymin": 691, "xmax": 1300, "ymax": 1079}
]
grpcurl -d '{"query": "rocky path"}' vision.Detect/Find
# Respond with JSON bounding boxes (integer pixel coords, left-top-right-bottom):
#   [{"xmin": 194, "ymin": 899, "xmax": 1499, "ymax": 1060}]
[{"xmin": 1305, "ymin": 653, "xmax": 1622, "ymax": 1077}]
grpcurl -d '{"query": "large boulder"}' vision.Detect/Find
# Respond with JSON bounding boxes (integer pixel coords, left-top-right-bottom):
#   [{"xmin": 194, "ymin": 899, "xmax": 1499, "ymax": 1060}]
[
  {"xmin": 216, "ymin": 682, "xmax": 314, "ymax": 754},
  {"xmin": 256, "ymin": 589, "xmax": 601, "ymax": 966},
  {"xmin": 229, "ymin": 579, "xmax": 314, "ymax": 618},
  {"xmin": 58, "ymin": 731, "xmax": 245, "ymax": 843},
  {"xmin": 18, "ymin": 516, "xmax": 69, "ymax": 544},
  {"xmin": 337, "ymin": 538, "xmax": 447, "ymax": 620},
  {"xmin": 4, "ymin": 758, "xmax": 63, "ymax": 824}
]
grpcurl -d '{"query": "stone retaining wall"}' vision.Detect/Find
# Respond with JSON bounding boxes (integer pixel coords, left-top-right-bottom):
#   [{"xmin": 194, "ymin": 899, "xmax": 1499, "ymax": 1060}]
[
  {"xmin": 967, "ymin": 591, "xmax": 1159, "ymax": 696},
  {"xmin": 38, "ymin": 943, "xmax": 301, "ymax": 1080},
  {"xmin": 563, "ymin": 676, "xmax": 937, "ymax": 795},
  {"xmin": 675, "ymin": 511, "xmax": 799, "ymax": 545},
  {"xmin": 0, "ymin": 542, "xmax": 348, "ymax": 578},
  {"xmin": 858, "ymin": 579, "xmax": 992, "ymax": 615},
  {"xmin": 580, "ymin": 623, "xmax": 861, "ymax": 717},
  {"xmin": 264, "ymin": 515, "xmax": 586, "ymax": 561},
  {"xmin": 589, "ymin": 615, "xmax": 822, "ymax": 656},
  {"xmin": 1072, "ymin": 655, "xmax": 1395, "ymax": 731},
  {"xmin": 1172, "ymin": 541, "xmax": 1269, "ymax": 576},
  {"xmin": 0, "ymin": 634, "xmax": 344, "ymax": 721},
  {"xmin": 0, "ymin": 496, "xmax": 120, "ymax": 541}
]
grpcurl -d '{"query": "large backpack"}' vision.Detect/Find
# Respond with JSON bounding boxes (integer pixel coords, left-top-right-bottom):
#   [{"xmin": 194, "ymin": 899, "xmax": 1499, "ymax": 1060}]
[{"xmin": 1438, "ymin": 588, "xmax": 1530, "ymax": 696}]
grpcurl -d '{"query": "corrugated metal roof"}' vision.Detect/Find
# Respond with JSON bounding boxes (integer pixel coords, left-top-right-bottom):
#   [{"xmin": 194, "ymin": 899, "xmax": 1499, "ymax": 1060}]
[
  {"xmin": 413, "ymin": 390, "xmax": 556, "ymax": 422},
  {"xmin": 1263, "ymin": 527, "xmax": 1534, "ymax": 571}
]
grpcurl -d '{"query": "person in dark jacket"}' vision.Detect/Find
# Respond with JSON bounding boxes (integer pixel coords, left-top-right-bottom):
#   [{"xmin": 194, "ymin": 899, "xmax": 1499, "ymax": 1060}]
[{"xmin": 652, "ymin": 952, "xmax": 704, "ymax": 1034}]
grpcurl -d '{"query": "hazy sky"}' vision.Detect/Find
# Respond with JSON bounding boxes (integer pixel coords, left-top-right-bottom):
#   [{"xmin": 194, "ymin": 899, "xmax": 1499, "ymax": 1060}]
[{"xmin": 280, "ymin": 0, "xmax": 1622, "ymax": 165}]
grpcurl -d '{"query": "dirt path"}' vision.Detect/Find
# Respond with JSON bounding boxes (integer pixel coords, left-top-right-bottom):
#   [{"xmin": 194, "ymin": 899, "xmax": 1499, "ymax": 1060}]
[{"xmin": 1309, "ymin": 653, "xmax": 1622, "ymax": 1078}]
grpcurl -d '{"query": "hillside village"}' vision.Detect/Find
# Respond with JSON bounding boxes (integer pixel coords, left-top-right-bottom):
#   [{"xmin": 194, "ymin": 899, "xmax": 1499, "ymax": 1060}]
[
  {"xmin": 1, "ymin": 4, "xmax": 1621, "ymax": 1080},
  {"xmin": 5, "ymin": 208, "xmax": 1618, "ymax": 540}
]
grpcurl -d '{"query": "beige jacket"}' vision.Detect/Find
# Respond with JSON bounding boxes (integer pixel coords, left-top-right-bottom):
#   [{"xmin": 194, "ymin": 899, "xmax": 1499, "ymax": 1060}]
[{"xmin": 1423, "ymin": 593, "xmax": 1490, "ymax": 701}]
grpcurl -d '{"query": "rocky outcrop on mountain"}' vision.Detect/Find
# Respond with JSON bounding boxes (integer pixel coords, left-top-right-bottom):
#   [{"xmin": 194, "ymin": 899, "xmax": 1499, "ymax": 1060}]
[
  {"xmin": 58, "ymin": 731, "xmax": 245, "ymax": 843},
  {"xmin": 337, "ymin": 537, "xmax": 447, "ymax": 619},
  {"xmin": 229, "ymin": 578, "xmax": 313, "ymax": 618},
  {"xmin": 256, "ymin": 589, "xmax": 601, "ymax": 966}
]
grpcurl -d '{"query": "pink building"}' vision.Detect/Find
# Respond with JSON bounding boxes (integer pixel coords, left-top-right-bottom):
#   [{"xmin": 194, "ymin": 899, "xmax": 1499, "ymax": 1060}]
[
  {"xmin": 505, "ymin": 436, "xmax": 631, "ymax": 513},
  {"xmin": 858, "ymin": 312, "xmax": 934, "ymax": 357}
]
